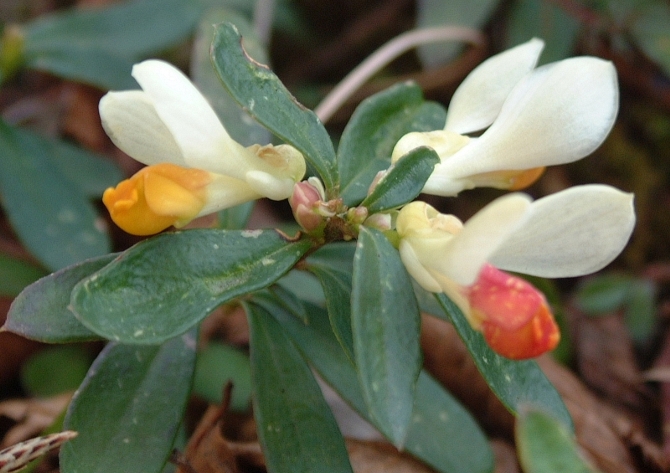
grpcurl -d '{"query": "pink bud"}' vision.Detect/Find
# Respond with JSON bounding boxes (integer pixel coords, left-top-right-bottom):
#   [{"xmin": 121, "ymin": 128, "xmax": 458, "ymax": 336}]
[{"xmin": 289, "ymin": 181, "xmax": 326, "ymax": 232}]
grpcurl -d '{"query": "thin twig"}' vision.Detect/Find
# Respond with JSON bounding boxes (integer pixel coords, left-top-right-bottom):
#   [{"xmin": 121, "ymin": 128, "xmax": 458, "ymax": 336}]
[{"xmin": 313, "ymin": 26, "xmax": 486, "ymax": 124}]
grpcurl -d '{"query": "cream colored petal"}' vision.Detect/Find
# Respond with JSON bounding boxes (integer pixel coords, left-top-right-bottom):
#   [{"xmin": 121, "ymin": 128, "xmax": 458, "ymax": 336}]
[
  {"xmin": 435, "ymin": 57, "xmax": 619, "ymax": 182},
  {"xmin": 245, "ymin": 170, "xmax": 296, "ymax": 201},
  {"xmin": 391, "ymin": 130, "xmax": 470, "ymax": 164},
  {"xmin": 435, "ymin": 193, "xmax": 531, "ymax": 285},
  {"xmin": 399, "ymin": 240, "xmax": 443, "ymax": 293},
  {"xmin": 195, "ymin": 174, "xmax": 262, "ymax": 217},
  {"xmin": 445, "ymin": 38, "xmax": 544, "ymax": 134},
  {"xmin": 131, "ymin": 60, "xmax": 251, "ymax": 178},
  {"xmin": 489, "ymin": 185, "xmax": 635, "ymax": 277},
  {"xmin": 99, "ymin": 91, "xmax": 185, "ymax": 166}
]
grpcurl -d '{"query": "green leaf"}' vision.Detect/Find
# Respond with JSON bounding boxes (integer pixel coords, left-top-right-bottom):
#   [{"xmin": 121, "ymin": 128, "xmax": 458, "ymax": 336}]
[
  {"xmin": 631, "ymin": 2, "xmax": 670, "ymax": 78},
  {"xmin": 434, "ymin": 293, "xmax": 573, "ymax": 430},
  {"xmin": 193, "ymin": 342, "xmax": 251, "ymax": 411},
  {"xmin": 21, "ymin": 345, "xmax": 92, "ymax": 397},
  {"xmin": 255, "ymin": 292, "xmax": 493, "ymax": 473},
  {"xmin": 61, "ymin": 332, "xmax": 197, "ymax": 473},
  {"xmin": 352, "ymin": 227, "xmax": 421, "ymax": 447},
  {"xmin": 190, "ymin": 9, "xmax": 271, "ymax": 147},
  {"xmin": 246, "ymin": 303, "xmax": 353, "ymax": 473},
  {"xmin": 0, "ymin": 253, "xmax": 47, "ymax": 298},
  {"xmin": 505, "ymin": 0, "xmax": 580, "ymax": 64},
  {"xmin": 23, "ymin": 0, "xmax": 201, "ymax": 88},
  {"xmin": 211, "ymin": 22, "xmax": 338, "ymax": 192},
  {"xmin": 71, "ymin": 229, "xmax": 312, "ymax": 344},
  {"xmin": 276, "ymin": 269, "xmax": 325, "ymax": 306},
  {"xmin": 575, "ymin": 274, "xmax": 632, "ymax": 315},
  {"xmin": 415, "ymin": 0, "xmax": 500, "ymax": 67},
  {"xmin": 338, "ymin": 82, "xmax": 446, "ymax": 206},
  {"xmin": 0, "ymin": 120, "xmax": 112, "ymax": 270},
  {"xmin": 4, "ymin": 254, "xmax": 113, "ymax": 343},
  {"xmin": 361, "ymin": 146, "xmax": 439, "ymax": 213},
  {"xmin": 516, "ymin": 406, "xmax": 600, "ymax": 473},
  {"xmin": 305, "ymin": 243, "xmax": 357, "ymax": 360}
]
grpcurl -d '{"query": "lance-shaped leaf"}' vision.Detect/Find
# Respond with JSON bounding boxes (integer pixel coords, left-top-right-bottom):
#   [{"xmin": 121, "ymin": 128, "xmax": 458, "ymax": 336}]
[
  {"xmin": 352, "ymin": 227, "xmax": 422, "ymax": 447},
  {"xmin": 305, "ymin": 243, "xmax": 357, "ymax": 360},
  {"xmin": 4, "ymin": 254, "xmax": 115, "ymax": 343},
  {"xmin": 434, "ymin": 292, "xmax": 573, "ymax": 429},
  {"xmin": 60, "ymin": 332, "xmax": 196, "ymax": 473},
  {"xmin": 246, "ymin": 302, "xmax": 354, "ymax": 473},
  {"xmin": 252, "ymin": 292, "xmax": 493, "ymax": 473},
  {"xmin": 361, "ymin": 146, "xmax": 439, "ymax": 214},
  {"xmin": 71, "ymin": 229, "xmax": 312, "ymax": 344},
  {"xmin": 211, "ymin": 22, "xmax": 338, "ymax": 192},
  {"xmin": 516, "ymin": 406, "xmax": 599, "ymax": 473},
  {"xmin": 0, "ymin": 120, "xmax": 113, "ymax": 271},
  {"xmin": 338, "ymin": 82, "xmax": 446, "ymax": 205}
]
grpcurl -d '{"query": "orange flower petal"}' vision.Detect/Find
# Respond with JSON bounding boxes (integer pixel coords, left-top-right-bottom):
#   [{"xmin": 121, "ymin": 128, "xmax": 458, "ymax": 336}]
[{"xmin": 103, "ymin": 163, "xmax": 210, "ymax": 236}]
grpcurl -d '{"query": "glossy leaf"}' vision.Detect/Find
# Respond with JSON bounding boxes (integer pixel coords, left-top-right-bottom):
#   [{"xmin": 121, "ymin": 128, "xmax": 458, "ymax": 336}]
[
  {"xmin": 191, "ymin": 9, "xmax": 270, "ymax": 147},
  {"xmin": 246, "ymin": 303, "xmax": 353, "ymax": 473},
  {"xmin": 4, "ymin": 254, "xmax": 114, "ymax": 343},
  {"xmin": 0, "ymin": 253, "xmax": 47, "ymax": 298},
  {"xmin": 434, "ymin": 293, "xmax": 573, "ymax": 430},
  {"xmin": 211, "ymin": 22, "xmax": 338, "ymax": 192},
  {"xmin": 193, "ymin": 342, "xmax": 251, "ymax": 411},
  {"xmin": 338, "ymin": 82, "xmax": 446, "ymax": 205},
  {"xmin": 516, "ymin": 407, "xmax": 599, "ymax": 473},
  {"xmin": 352, "ymin": 227, "xmax": 421, "ymax": 447},
  {"xmin": 0, "ymin": 120, "xmax": 112, "ymax": 270},
  {"xmin": 255, "ymin": 292, "xmax": 493, "ymax": 473},
  {"xmin": 276, "ymin": 269, "xmax": 325, "ymax": 305},
  {"xmin": 61, "ymin": 332, "xmax": 197, "ymax": 473},
  {"xmin": 71, "ymin": 229, "xmax": 312, "ymax": 344},
  {"xmin": 416, "ymin": 0, "xmax": 500, "ymax": 67},
  {"xmin": 24, "ymin": 0, "xmax": 201, "ymax": 88},
  {"xmin": 505, "ymin": 0, "xmax": 579, "ymax": 64},
  {"xmin": 361, "ymin": 146, "xmax": 439, "ymax": 213},
  {"xmin": 305, "ymin": 243, "xmax": 357, "ymax": 360}
]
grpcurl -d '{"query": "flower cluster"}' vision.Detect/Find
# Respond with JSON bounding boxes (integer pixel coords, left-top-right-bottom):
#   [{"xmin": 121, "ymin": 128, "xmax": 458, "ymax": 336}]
[
  {"xmin": 389, "ymin": 38, "xmax": 633, "ymax": 359},
  {"xmin": 99, "ymin": 39, "xmax": 635, "ymax": 359}
]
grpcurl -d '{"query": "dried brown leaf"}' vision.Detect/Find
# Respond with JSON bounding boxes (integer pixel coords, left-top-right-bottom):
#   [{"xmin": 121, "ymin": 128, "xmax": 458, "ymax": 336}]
[{"xmin": 0, "ymin": 394, "xmax": 71, "ymax": 447}]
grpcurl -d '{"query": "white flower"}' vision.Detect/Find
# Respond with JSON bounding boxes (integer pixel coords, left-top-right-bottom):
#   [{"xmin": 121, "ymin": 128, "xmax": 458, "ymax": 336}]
[
  {"xmin": 396, "ymin": 185, "xmax": 635, "ymax": 358},
  {"xmin": 391, "ymin": 38, "xmax": 619, "ymax": 196},
  {"xmin": 100, "ymin": 59, "xmax": 306, "ymax": 235}
]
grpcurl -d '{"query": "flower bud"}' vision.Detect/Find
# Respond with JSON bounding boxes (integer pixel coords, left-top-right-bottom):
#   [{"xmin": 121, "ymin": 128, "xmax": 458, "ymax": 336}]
[{"xmin": 289, "ymin": 180, "xmax": 326, "ymax": 232}]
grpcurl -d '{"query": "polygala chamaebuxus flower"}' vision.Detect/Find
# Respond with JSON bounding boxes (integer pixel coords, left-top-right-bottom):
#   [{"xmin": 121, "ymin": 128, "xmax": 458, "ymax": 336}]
[
  {"xmin": 100, "ymin": 59, "xmax": 306, "ymax": 235},
  {"xmin": 390, "ymin": 38, "xmax": 619, "ymax": 196},
  {"xmin": 395, "ymin": 185, "xmax": 635, "ymax": 359}
]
